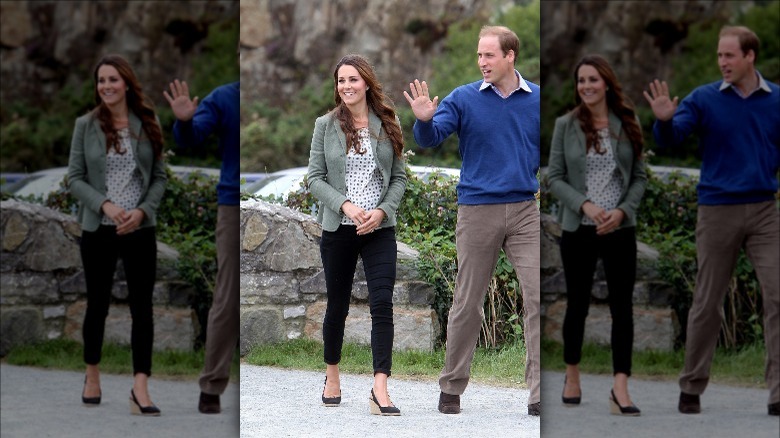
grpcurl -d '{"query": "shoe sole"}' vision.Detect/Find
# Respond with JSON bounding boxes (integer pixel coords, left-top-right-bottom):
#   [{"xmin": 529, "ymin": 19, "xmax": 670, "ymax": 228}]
[
  {"xmin": 369, "ymin": 398, "xmax": 401, "ymax": 415},
  {"xmin": 129, "ymin": 400, "xmax": 161, "ymax": 416}
]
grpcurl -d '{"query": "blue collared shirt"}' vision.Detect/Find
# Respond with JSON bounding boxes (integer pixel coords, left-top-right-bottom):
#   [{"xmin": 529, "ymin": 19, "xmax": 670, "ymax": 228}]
[{"xmin": 478, "ymin": 69, "xmax": 532, "ymax": 99}]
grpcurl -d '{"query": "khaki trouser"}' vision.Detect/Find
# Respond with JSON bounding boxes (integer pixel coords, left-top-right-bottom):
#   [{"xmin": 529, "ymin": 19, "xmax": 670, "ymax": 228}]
[
  {"xmin": 199, "ymin": 205, "xmax": 240, "ymax": 395},
  {"xmin": 679, "ymin": 201, "xmax": 780, "ymax": 404},
  {"xmin": 439, "ymin": 201, "xmax": 541, "ymax": 404}
]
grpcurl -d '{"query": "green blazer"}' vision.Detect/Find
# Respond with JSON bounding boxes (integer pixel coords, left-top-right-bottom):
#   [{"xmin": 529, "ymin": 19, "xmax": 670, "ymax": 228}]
[
  {"xmin": 67, "ymin": 111, "xmax": 167, "ymax": 232},
  {"xmin": 546, "ymin": 111, "xmax": 647, "ymax": 232},
  {"xmin": 307, "ymin": 110, "xmax": 407, "ymax": 232}
]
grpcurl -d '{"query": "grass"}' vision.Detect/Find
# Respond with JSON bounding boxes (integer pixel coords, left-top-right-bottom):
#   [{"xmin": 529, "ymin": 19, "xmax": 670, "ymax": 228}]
[
  {"xmin": 541, "ymin": 338, "xmax": 768, "ymax": 388},
  {"xmin": 243, "ymin": 338, "xmax": 526, "ymax": 388},
  {"xmin": 2, "ymin": 339, "xmax": 239, "ymax": 381},
  {"xmin": 7, "ymin": 338, "xmax": 765, "ymax": 389}
]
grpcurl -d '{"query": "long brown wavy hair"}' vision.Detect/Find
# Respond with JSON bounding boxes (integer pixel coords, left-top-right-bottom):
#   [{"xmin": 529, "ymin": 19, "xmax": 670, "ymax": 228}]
[
  {"xmin": 331, "ymin": 54, "xmax": 404, "ymax": 158},
  {"xmin": 571, "ymin": 54, "xmax": 643, "ymax": 157},
  {"xmin": 91, "ymin": 54, "xmax": 164, "ymax": 159}
]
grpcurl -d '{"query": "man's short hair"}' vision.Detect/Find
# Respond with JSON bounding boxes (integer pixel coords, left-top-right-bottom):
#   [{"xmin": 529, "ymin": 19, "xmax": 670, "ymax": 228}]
[
  {"xmin": 719, "ymin": 25, "xmax": 760, "ymax": 62},
  {"xmin": 479, "ymin": 25, "xmax": 520, "ymax": 65}
]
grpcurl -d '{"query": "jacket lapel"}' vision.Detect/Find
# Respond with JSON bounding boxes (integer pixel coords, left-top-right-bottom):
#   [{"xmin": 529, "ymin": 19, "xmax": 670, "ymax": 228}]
[
  {"xmin": 333, "ymin": 117, "xmax": 347, "ymax": 155},
  {"xmin": 90, "ymin": 117, "xmax": 107, "ymax": 154}
]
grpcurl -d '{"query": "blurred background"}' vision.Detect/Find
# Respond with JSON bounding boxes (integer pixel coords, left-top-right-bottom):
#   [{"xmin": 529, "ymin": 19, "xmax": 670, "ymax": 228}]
[
  {"xmin": 0, "ymin": 0, "xmax": 239, "ymax": 173},
  {"xmin": 240, "ymin": 0, "xmax": 540, "ymax": 173},
  {"xmin": 540, "ymin": 0, "xmax": 779, "ymax": 167}
]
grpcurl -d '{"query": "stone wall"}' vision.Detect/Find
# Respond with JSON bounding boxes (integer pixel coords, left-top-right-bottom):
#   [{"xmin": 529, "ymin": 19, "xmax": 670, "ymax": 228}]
[
  {"xmin": 240, "ymin": 199, "xmax": 439, "ymax": 355},
  {"xmin": 541, "ymin": 213, "xmax": 679, "ymax": 351},
  {"xmin": 0, "ymin": 199, "xmax": 196, "ymax": 356}
]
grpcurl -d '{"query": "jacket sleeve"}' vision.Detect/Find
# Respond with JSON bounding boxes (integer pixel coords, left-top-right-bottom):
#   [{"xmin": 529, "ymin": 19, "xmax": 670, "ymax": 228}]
[
  {"xmin": 67, "ymin": 116, "xmax": 108, "ymax": 214},
  {"xmin": 137, "ymin": 117, "xmax": 168, "ymax": 220},
  {"xmin": 307, "ymin": 116, "xmax": 349, "ymax": 214},
  {"xmin": 545, "ymin": 116, "xmax": 588, "ymax": 214}
]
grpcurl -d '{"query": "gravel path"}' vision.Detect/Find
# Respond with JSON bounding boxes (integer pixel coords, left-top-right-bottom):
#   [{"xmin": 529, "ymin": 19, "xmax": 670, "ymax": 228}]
[
  {"xmin": 4, "ymin": 362, "xmax": 777, "ymax": 437},
  {"xmin": 541, "ymin": 370, "xmax": 780, "ymax": 438},
  {"xmin": 0, "ymin": 363, "xmax": 238, "ymax": 438},
  {"xmin": 240, "ymin": 364, "xmax": 539, "ymax": 437}
]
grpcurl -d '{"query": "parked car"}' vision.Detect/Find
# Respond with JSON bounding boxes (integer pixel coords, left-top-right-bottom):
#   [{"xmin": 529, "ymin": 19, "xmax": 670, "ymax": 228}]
[
  {"xmin": 2, "ymin": 165, "xmax": 220, "ymax": 200},
  {"xmin": 240, "ymin": 173, "xmax": 268, "ymax": 192},
  {"xmin": 242, "ymin": 165, "xmax": 461, "ymax": 200}
]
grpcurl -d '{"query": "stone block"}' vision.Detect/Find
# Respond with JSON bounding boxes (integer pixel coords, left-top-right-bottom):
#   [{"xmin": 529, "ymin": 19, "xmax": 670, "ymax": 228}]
[
  {"xmin": 265, "ymin": 221, "xmax": 321, "ymax": 271},
  {"xmin": 59, "ymin": 271, "xmax": 86, "ymax": 294},
  {"xmin": 0, "ymin": 307, "xmax": 44, "ymax": 356},
  {"xmin": 43, "ymin": 305, "xmax": 66, "ymax": 319},
  {"xmin": 241, "ymin": 272, "xmax": 300, "ymax": 305},
  {"xmin": 541, "ymin": 269, "xmax": 566, "ymax": 299},
  {"xmin": 166, "ymin": 281, "xmax": 194, "ymax": 307},
  {"xmin": 407, "ymin": 281, "xmax": 435, "ymax": 305},
  {"xmin": 24, "ymin": 221, "xmax": 81, "ymax": 271},
  {"xmin": 300, "ymin": 270, "xmax": 326, "ymax": 295},
  {"xmin": 283, "ymin": 305, "xmax": 305, "ymax": 319},
  {"xmin": 2, "ymin": 211, "xmax": 30, "ymax": 252},
  {"xmin": 242, "ymin": 213, "xmax": 269, "ymax": 252},
  {"xmin": 0, "ymin": 272, "xmax": 59, "ymax": 305},
  {"xmin": 240, "ymin": 306, "xmax": 284, "ymax": 355}
]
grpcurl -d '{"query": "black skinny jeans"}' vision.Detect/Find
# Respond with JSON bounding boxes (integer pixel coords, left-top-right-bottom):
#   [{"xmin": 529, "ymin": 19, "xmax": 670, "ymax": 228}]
[
  {"xmin": 80, "ymin": 225, "xmax": 157, "ymax": 376},
  {"xmin": 560, "ymin": 225, "xmax": 636, "ymax": 376},
  {"xmin": 320, "ymin": 225, "xmax": 396, "ymax": 376}
]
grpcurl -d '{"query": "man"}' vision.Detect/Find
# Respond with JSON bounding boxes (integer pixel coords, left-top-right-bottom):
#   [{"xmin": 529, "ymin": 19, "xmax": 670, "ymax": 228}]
[
  {"xmin": 164, "ymin": 77, "xmax": 239, "ymax": 414},
  {"xmin": 404, "ymin": 25, "xmax": 541, "ymax": 416},
  {"xmin": 644, "ymin": 25, "xmax": 779, "ymax": 416}
]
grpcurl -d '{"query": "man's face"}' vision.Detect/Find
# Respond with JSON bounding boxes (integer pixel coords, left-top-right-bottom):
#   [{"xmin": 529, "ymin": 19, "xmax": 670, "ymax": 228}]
[
  {"xmin": 718, "ymin": 35, "xmax": 754, "ymax": 86},
  {"xmin": 477, "ymin": 35, "xmax": 515, "ymax": 85}
]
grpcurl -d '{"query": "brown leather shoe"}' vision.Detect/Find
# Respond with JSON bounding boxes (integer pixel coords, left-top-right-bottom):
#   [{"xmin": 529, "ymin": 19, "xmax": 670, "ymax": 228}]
[
  {"xmin": 198, "ymin": 392, "xmax": 221, "ymax": 414},
  {"xmin": 678, "ymin": 391, "xmax": 700, "ymax": 414},
  {"xmin": 528, "ymin": 402, "xmax": 541, "ymax": 416},
  {"xmin": 769, "ymin": 402, "xmax": 779, "ymax": 416},
  {"xmin": 438, "ymin": 391, "xmax": 461, "ymax": 414}
]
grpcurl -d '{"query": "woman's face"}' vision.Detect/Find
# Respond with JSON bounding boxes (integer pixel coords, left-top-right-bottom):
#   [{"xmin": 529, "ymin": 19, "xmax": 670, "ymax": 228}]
[
  {"xmin": 336, "ymin": 64, "xmax": 368, "ymax": 107},
  {"xmin": 97, "ymin": 64, "xmax": 127, "ymax": 108},
  {"xmin": 576, "ymin": 64, "xmax": 607, "ymax": 108}
]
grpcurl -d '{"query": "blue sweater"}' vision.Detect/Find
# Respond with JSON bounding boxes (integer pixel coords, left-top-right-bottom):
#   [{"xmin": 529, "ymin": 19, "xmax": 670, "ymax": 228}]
[
  {"xmin": 653, "ymin": 79, "xmax": 780, "ymax": 205},
  {"xmin": 173, "ymin": 82, "xmax": 240, "ymax": 206},
  {"xmin": 413, "ymin": 78, "xmax": 540, "ymax": 205}
]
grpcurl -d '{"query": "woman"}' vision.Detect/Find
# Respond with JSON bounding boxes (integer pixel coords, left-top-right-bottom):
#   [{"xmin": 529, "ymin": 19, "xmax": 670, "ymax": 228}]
[
  {"xmin": 546, "ymin": 54, "xmax": 647, "ymax": 416},
  {"xmin": 307, "ymin": 54, "xmax": 407, "ymax": 416},
  {"xmin": 67, "ymin": 54, "xmax": 167, "ymax": 416}
]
